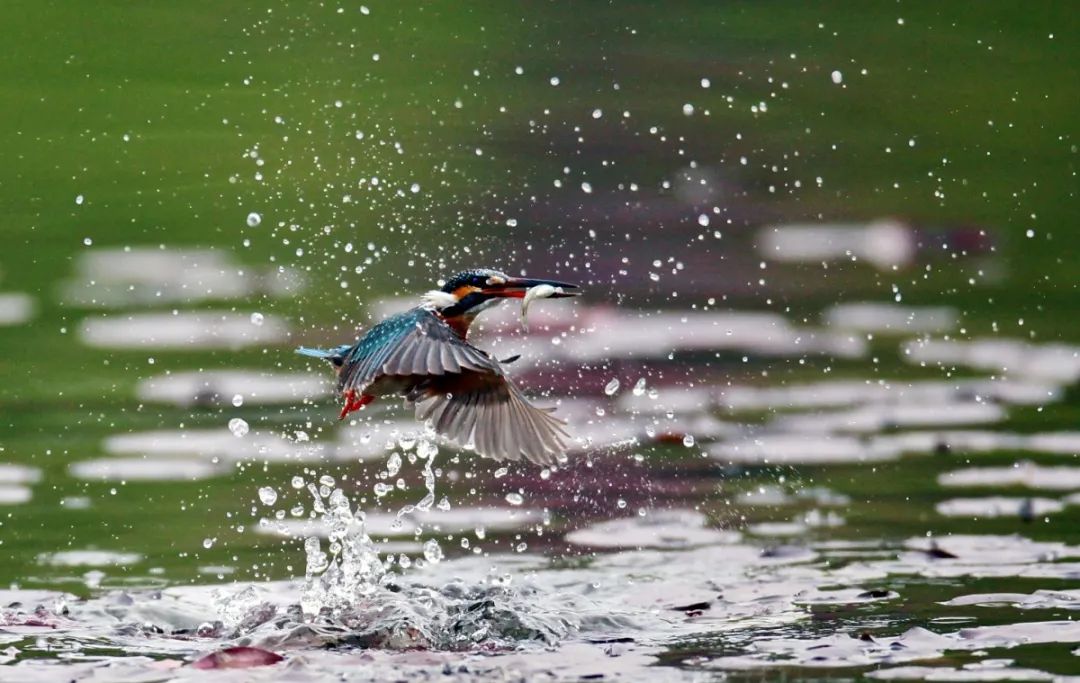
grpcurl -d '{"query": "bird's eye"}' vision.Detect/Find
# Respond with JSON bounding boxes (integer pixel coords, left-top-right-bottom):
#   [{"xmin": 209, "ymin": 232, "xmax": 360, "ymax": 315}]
[{"xmin": 486, "ymin": 275, "xmax": 506, "ymax": 286}]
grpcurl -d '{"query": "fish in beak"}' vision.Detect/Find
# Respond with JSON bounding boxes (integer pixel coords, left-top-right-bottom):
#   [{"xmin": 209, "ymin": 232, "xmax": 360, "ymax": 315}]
[
  {"xmin": 481, "ymin": 276, "xmax": 581, "ymax": 299},
  {"xmin": 479, "ymin": 276, "xmax": 581, "ymax": 332}
]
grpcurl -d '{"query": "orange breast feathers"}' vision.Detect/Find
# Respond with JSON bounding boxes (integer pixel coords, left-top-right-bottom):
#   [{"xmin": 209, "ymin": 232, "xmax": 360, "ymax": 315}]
[{"xmin": 440, "ymin": 311, "xmax": 475, "ymax": 338}]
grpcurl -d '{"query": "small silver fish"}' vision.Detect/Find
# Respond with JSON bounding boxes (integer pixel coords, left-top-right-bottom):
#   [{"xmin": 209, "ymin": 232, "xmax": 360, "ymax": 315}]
[{"xmin": 520, "ymin": 284, "xmax": 560, "ymax": 332}]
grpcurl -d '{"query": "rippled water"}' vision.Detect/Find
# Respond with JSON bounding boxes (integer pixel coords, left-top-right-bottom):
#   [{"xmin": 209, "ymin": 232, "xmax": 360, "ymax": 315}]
[
  {"xmin": 2, "ymin": 4, "xmax": 1076, "ymax": 678},
  {"xmin": 5, "ymin": 291, "xmax": 1080, "ymax": 680}
]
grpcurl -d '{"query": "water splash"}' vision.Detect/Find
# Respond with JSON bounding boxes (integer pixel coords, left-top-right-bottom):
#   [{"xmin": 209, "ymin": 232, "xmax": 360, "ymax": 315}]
[{"xmin": 300, "ymin": 484, "xmax": 386, "ymax": 616}]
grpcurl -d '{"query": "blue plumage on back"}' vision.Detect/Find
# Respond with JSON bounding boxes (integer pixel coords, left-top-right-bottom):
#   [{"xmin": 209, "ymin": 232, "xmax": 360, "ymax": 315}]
[{"xmin": 344, "ymin": 308, "xmax": 426, "ymax": 365}]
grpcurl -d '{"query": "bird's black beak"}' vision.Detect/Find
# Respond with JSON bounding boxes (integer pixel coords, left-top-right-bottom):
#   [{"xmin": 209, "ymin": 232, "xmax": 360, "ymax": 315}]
[{"xmin": 485, "ymin": 276, "xmax": 581, "ymax": 299}]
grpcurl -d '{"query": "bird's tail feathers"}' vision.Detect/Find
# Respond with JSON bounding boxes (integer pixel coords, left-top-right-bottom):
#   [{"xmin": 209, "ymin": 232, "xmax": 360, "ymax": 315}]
[
  {"xmin": 296, "ymin": 346, "xmax": 332, "ymax": 359},
  {"xmin": 296, "ymin": 345, "xmax": 349, "ymax": 361}
]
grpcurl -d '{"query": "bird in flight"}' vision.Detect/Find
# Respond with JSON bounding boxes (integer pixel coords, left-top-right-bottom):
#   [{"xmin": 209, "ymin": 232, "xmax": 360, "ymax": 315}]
[{"xmin": 297, "ymin": 269, "xmax": 580, "ymax": 465}]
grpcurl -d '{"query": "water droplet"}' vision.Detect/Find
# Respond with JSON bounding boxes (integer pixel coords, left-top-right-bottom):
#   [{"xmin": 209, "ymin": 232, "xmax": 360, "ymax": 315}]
[
  {"xmin": 700, "ymin": 77, "xmax": 711, "ymax": 88},
  {"xmin": 75, "ymin": 194, "xmax": 84, "ymax": 205},
  {"xmin": 231, "ymin": 394, "xmax": 244, "ymax": 407},
  {"xmin": 202, "ymin": 537, "xmax": 214, "ymax": 549},
  {"xmin": 604, "ymin": 378, "xmax": 620, "ymax": 396},
  {"xmin": 386, "ymin": 452, "xmax": 402, "ymax": 477},
  {"xmin": 228, "ymin": 418, "xmax": 249, "ymax": 438},
  {"xmin": 632, "ymin": 378, "xmax": 647, "ymax": 396},
  {"xmin": 581, "ymin": 181, "xmax": 593, "ymax": 193},
  {"xmin": 423, "ymin": 539, "xmax": 444, "ymax": 564},
  {"xmin": 831, "ymin": 70, "xmax": 843, "ymax": 84},
  {"xmin": 592, "ymin": 108, "xmax": 602, "ymax": 119},
  {"xmin": 682, "ymin": 434, "xmax": 696, "ymax": 448},
  {"xmin": 246, "ymin": 212, "xmax": 262, "ymax": 227},
  {"xmin": 83, "ymin": 237, "xmax": 93, "ymax": 246},
  {"xmin": 416, "ymin": 439, "xmax": 438, "ymax": 460},
  {"xmin": 698, "ymin": 214, "xmax": 710, "ymax": 227},
  {"xmin": 258, "ymin": 486, "xmax": 277, "ymax": 506},
  {"xmin": 250, "ymin": 312, "xmax": 264, "ymax": 326},
  {"xmin": 505, "ymin": 492, "xmax": 524, "ymax": 506},
  {"xmin": 494, "ymin": 467, "xmax": 508, "ymax": 479},
  {"xmin": 682, "ymin": 103, "xmax": 695, "ymax": 116},
  {"xmin": 291, "ymin": 476, "xmax": 305, "ymax": 489},
  {"xmin": 549, "ymin": 76, "xmax": 560, "ymax": 86},
  {"xmin": 373, "ymin": 482, "xmax": 392, "ymax": 497}
]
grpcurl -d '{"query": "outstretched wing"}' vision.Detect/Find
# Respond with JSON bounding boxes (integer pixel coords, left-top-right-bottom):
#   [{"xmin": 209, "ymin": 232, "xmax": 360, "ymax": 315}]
[
  {"xmin": 339, "ymin": 307, "xmax": 570, "ymax": 464},
  {"xmin": 412, "ymin": 371, "xmax": 571, "ymax": 466},
  {"xmin": 338, "ymin": 308, "xmax": 497, "ymax": 393}
]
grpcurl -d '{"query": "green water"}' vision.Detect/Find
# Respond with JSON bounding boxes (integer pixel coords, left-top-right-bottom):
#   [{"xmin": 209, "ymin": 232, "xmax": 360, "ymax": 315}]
[{"xmin": 0, "ymin": 2, "xmax": 1078, "ymax": 678}]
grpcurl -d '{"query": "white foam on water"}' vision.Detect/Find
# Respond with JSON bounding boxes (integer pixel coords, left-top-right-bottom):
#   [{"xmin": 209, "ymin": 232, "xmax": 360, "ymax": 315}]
[
  {"xmin": 711, "ymin": 434, "xmax": 895, "ymax": 465},
  {"xmin": 941, "ymin": 589, "xmax": 1080, "ymax": 610},
  {"xmin": 61, "ymin": 247, "xmax": 305, "ymax": 308},
  {"xmin": 771, "ymin": 402, "xmax": 1006, "ymax": 434},
  {"xmin": 79, "ymin": 311, "xmax": 290, "ymax": 350},
  {"xmin": 137, "ymin": 370, "xmax": 330, "ymax": 407},
  {"xmin": 410, "ymin": 507, "xmax": 543, "ymax": 533},
  {"xmin": 939, "ymin": 462, "xmax": 1080, "ymax": 490},
  {"xmin": 746, "ymin": 521, "xmax": 808, "ymax": 536},
  {"xmin": 0, "ymin": 463, "xmax": 42, "ymax": 484},
  {"xmin": 1025, "ymin": 432, "xmax": 1080, "ymax": 455},
  {"xmin": 0, "ymin": 292, "xmax": 35, "ymax": 326},
  {"xmin": 616, "ymin": 385, "xmax": 717, "ymax": 415},
  {"xmin": 69, "ymin": 457, "xmax": 226, "ymax": 482},
  {"xmin": 105, "ymin": 428, "xmax": 327, "ymax": 464},
  {"xmin": 824, "ymin": 302, "xmax": 957, "ymax": 335},
  {"xmin": 936, "ymin": 497, "xmax": 1064, "ymax": 518},
  {"xmin": 867, "ymin": 664, "xmax": 1059, "ymax": 681},
  {"xmin": 735, "ymin": 485, "xmax": 851, "ymax": 507},
  {"xmin": 903, "ymin": 338, "xmax": 1080, "ymax": 382},
  {"xmin": 719, "ymin": 378, "xmax": 1058, "ymax": 412},
  {"xmin": 562, "ymin": 309, "xmax": 866, "ymax": 362},
  {"xmin": 758, "ymin": 219, "xmax": 917, "ymax": 270},
  {"xmin": 793, "ymin": 588, "xmax": 899, "ymax": 605},
  {"xmin": 8, "ymin": 529, "xmax": 1080, "ymax": 679},
  {"xmin": 709, "ymin": 620, "xmax": 1080, "ymax": 670},
  {"xmin": 38, "ymin": 550, "xmax": 142, "ymax": 567},
  {"xmin": 564, "ymin": 509, "xmax": 741, "ymax": 549},
  {"xmin": 0, "ymin": 485, "xmax": 31, "ymax": 504}
]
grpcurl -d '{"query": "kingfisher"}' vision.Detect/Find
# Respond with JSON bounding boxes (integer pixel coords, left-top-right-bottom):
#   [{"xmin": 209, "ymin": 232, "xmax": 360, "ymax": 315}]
[{"xmin": 297, "ymin": 269, "xmax": 580, "ymax": 465}]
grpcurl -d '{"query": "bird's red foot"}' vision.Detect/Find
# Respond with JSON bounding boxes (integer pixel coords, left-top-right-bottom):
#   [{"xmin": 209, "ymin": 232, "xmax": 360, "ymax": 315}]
[{"xmin": 339, "ymin": 390, "xmax": 374, "ymax": 420}]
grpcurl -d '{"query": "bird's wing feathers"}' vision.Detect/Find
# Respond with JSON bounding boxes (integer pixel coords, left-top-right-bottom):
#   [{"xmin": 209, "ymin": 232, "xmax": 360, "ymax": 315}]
[
  {"xmin": 412, "ymin": 371, "xmax": 570, "ymax": 466},
  {"xmin": 340, "ymin": 307, "xmax": 569, "ymax": 464},
  {"xmin": 339, "ymin": 308, "xmax": 497, "ymax": 392}
]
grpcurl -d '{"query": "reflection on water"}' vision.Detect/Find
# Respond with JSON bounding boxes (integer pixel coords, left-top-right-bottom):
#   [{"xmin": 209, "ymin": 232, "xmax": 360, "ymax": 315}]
[
  {"xmin": 61, "ymin": 247, "xmax": 305, "ymax": 308},
  {"xmin": 6, "ymin": 528, "xmax": 1080, "ymax": 680},
  {"xmin": 80, "ymin": 311, "xmax": 291, "ymax": 350},
  {"xmin": 19, "ymin": 288, "xmax": 1077, "ymax": 679},
  {"xmin": 137, "ymin": 370, "xmax": 330, "ymax": 408},
  {"xmin": 0, "ymin": 292, "xmax": 34, "ymax": 326}
]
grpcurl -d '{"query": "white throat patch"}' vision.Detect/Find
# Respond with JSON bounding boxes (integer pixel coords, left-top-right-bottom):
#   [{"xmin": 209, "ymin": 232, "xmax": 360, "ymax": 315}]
[{"xmin": 420, "ymin": 290, "xmax": 458, "ymax": 310}]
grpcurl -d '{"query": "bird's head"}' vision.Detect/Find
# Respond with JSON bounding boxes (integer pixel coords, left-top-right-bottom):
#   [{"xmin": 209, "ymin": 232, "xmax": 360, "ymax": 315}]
[{"xmin": 421, "ymin": 268, "xmax": 579, "ymax": 319}]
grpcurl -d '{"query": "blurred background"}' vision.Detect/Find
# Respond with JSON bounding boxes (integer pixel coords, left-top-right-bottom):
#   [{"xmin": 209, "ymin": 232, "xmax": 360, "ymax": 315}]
[{"xmin": 0, "ymin": 1, "xmax": 1079, "ymax": 674}]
